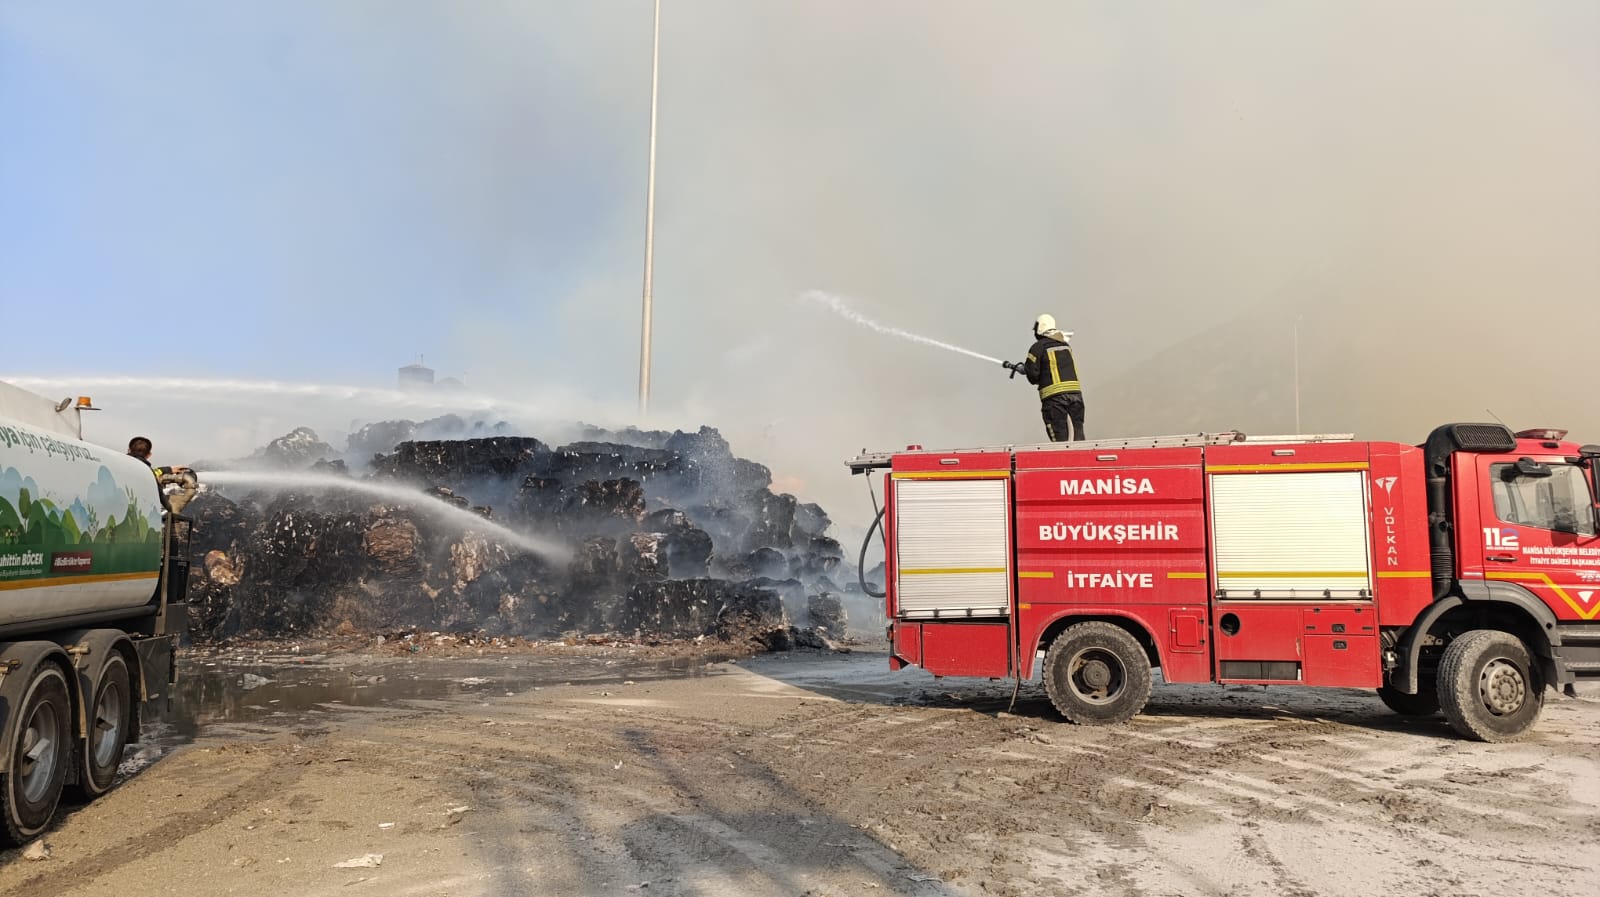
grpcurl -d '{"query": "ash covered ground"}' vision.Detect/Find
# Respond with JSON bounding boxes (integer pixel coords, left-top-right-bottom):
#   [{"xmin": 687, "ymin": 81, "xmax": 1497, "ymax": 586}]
[{"xmin": 183, "ymin": 418, "xmax": 872, "ymax": 652}]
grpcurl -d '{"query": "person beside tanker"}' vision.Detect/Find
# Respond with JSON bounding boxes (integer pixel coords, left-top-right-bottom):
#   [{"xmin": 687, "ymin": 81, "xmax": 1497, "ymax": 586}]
[{"xmin": 126, "ymin": 436, "xmax": 199, "ymax": 514}]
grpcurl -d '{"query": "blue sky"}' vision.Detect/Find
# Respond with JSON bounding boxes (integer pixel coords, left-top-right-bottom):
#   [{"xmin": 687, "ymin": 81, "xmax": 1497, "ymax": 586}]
[{"xmin": 1, "ymin": 3, "xmax": 641, "ymax": 385}]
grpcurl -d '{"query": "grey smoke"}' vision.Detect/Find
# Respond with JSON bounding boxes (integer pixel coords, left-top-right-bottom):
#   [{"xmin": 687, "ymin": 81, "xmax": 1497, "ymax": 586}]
[{"xmin": 6, "ymin": 2, "xmax": 1597, "ymax": 532}]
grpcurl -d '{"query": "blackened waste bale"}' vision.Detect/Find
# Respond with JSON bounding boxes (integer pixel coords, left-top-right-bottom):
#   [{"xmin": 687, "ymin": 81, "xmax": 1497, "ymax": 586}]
[{"xmin": 184, "ymin": 423, "xmax": 848, "ymax": 649}]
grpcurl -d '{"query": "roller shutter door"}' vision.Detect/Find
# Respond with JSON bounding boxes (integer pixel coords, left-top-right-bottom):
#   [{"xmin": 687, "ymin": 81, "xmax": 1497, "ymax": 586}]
[
  {"xmin": 1210, "ymin": 471, "xmax": 1372, "ymax": 598},
  {"xmin": 895, "ymin": 479, "xmax": 1011, "ymax": 617}
]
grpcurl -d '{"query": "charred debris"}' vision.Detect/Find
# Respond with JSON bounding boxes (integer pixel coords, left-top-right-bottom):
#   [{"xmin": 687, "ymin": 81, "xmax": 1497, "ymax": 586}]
[{"xmin": 184, "ymin": 421, "xmax": 856, "ymax": 652}]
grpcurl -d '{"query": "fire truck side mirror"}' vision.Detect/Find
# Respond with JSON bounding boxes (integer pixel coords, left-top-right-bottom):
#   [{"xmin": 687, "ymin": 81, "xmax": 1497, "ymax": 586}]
[
  {"xmin": 1574, "ymin": 444, "xmax": 1600, "ymax": 508},
  {"xmin": 1582, "ymin": 447, "xmax": 1600, "ymax": 522}
]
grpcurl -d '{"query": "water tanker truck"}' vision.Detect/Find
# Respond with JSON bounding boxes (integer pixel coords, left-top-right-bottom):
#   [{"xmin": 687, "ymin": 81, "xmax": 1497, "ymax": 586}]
[
  {"xmin": 850, "ymin": 425, "xmax": 1600, "ymax": 742},
  {"xmin": 0, "ymin": 380, "xmax": 189, "ymax": 844}
]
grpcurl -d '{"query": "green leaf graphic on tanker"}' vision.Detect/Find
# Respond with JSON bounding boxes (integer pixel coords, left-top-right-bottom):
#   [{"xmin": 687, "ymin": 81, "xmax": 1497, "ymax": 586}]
[{"xmin": 0, "ymin": 463, "xmax": 161, "ymax": 561}]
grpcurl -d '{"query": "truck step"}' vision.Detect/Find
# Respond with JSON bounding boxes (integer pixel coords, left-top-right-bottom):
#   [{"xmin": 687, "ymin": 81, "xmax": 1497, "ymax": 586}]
[{"xmin": 1557, "ymin": 625, "xmax": 1600, "ymax": 645}]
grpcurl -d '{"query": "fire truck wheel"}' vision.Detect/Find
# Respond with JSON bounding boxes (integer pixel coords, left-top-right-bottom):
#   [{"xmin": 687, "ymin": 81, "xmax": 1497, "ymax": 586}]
[
  {"xmin": 1, "ymin": 663, "xmax": 72, "ymax": 846},
  {"xmin": 1437, "ymin": 630, "xmax": 1543, "ymax": 743},
  {"xmin": 1042, "ymin": 622, "xmax": 1152, "ymax": 725},
  {"xmin": 72, "ymin": 653, "xmax": 132, "ymax": 800},
  {"xmin": 1375, "ymin": 684, "xmax": 1440, "ymax": 717}
]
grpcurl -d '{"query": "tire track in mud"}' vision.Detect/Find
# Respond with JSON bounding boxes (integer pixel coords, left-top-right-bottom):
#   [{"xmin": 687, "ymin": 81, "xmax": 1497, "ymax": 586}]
[
  {"xmin": 356, "ymin": 663, "xmax": 1600, "ymax": 897},
  {"xmin": 734, "ymin": 659, "xmax": 1600, "ymax": 896},
  {"xmin": 325, "ymin": 701, "xmax": 967, "ymax": 896},
  {"xmin": 12, "ymin": 653, "xmax": 1594, "ymax": 897},
  {"xmin": 7, "ymin": 743, "xmax": 317, "ymax": 897}
]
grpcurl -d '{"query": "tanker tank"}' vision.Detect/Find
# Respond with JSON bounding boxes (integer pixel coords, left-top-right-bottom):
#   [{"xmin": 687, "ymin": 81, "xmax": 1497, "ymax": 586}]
[{"xmin": 0, "ymin": 417, "xmax": 165, "ymax": 625}]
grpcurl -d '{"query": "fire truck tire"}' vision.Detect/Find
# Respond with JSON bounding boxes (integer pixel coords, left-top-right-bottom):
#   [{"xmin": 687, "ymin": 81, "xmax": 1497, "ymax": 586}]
[
  {"xmin": 71, "ymin": 653, "xmax": 132, "ymax": 800},
  {"xmin": 1, "ymin": 663, "xmax": 72, "ymax": 846},
  {"xmin": 1042, "ymin": 622, "xmax": 1152, "ymax": 725},
  {"xmin": 1437, "ymin": 630, "xmax": 1543, "ymax": 743},
  {"xmin": 1375, "ymin": 684, "xmax": 1440, "ymax": 717}
]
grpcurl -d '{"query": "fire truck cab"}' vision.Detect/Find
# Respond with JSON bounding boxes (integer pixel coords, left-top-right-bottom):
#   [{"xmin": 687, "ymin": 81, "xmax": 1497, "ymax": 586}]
[{"xmin": 849, "ymin": 424, "xmax": 1600, "ymax": 742}]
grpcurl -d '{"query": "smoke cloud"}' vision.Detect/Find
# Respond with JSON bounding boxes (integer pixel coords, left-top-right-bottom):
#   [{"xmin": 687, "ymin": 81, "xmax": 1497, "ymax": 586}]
[{"xmin": 3, "ymin": 2, "xmax": 1596, "ymax": 533}]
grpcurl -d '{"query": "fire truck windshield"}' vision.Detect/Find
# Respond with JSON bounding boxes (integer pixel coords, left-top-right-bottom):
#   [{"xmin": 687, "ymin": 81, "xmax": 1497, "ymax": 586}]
[{"xmin": 1491, "ymin": 463, "xmax": 1597, "ymax": 536}]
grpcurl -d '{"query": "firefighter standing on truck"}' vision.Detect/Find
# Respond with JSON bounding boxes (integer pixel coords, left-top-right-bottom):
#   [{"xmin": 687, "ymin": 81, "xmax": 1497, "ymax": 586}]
[{"xmin": 1011, "ymin": 314, "xmax": 1085, "ymax": 441}]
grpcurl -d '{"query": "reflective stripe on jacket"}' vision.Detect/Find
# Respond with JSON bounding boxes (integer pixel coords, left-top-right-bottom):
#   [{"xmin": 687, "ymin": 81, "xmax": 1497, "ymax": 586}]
[{"xmin": 1024, "ymin": 337, "xmax": 1081, "ymax": 399}]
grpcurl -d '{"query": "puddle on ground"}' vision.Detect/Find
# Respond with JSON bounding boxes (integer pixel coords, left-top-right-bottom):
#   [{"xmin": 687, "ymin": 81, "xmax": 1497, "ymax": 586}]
[
  {"xmin": 119, "ymin": 647, "xmax": 881, "ymax": 783},
  {"xmin": 143, "ymin": 648, "xmax": 734, "ymax": 750}
]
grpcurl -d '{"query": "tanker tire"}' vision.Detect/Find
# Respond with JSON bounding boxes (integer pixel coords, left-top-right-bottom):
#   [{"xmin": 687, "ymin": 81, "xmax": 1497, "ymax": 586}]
[
  {"xmin": 72, "ymin": 653, "xmax": 132, "ymax": 800},
  {"xmin": 1, "ymin": 664, "xmax": 72, "ymax": 846},
  {"xmin": 1042, "ymin": 622, "xmax": 1152, "ymax": 725},
  {"xmin": 1437, "ymin": 630, "xmax": 1542, "ymax": 743},
  {"xmin": 1376, "ymin": 684, "xmax": 1440, "ymax": 717}
]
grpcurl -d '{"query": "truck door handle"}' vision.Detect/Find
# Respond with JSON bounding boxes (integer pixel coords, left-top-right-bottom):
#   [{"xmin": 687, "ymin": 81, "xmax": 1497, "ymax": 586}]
[{"xmin": 1487, "ymin": 554, "xmax": 1518, "ymax": 563}]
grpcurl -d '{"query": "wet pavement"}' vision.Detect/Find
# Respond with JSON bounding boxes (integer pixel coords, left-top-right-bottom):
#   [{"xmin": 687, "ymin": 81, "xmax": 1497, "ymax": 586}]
[{"xmin": 122, "ymin": 646, "xmax": 741, "ymax": 778}]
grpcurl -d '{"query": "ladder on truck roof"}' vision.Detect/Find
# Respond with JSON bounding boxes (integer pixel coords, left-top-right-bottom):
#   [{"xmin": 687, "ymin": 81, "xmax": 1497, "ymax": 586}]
[{"xmin": 846, "ymin": 431, "xmax": 1356, "ymax": 473}]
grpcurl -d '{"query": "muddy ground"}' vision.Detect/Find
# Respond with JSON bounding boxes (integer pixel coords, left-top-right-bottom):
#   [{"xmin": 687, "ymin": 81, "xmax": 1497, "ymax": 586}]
[{"xmin": 3, "ymin": 647, "xmax": 1598, "ymax": 897}]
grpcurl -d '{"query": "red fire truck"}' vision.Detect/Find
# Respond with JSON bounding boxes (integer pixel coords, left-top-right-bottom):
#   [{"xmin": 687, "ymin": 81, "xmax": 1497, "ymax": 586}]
[{"xmin": 849, "ymin": 424, "xmax": 1600, "ymax": 742}]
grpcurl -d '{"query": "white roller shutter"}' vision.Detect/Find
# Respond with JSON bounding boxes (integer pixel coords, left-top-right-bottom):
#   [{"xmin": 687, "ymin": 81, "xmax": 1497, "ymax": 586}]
[
  {"xmin": 895, "ymin": 479, "xmax": 1011, "ymax": 617},
  {"xmin": 1210, "ymin": 471, "xmax": 1372, "ymax": 598}
]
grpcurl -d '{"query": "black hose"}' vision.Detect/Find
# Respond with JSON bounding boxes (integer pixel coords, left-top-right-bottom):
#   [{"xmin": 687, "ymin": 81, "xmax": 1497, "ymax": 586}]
[{"xmin": 858, "ymin": 506, "xmax": 887, "ymax": 598}]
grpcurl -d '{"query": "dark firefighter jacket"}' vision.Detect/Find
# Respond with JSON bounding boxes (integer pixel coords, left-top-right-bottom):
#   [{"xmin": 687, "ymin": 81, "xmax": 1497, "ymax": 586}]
[{"xmin": 1023, "ymin": 336, "xmax": 1081, "ymax": 399}]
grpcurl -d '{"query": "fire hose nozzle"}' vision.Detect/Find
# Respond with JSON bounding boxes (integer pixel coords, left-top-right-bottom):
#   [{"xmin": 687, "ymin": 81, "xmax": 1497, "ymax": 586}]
[{"xmin": 1002, "ymin": 360, "xmax": 1024, "ymax": 379}]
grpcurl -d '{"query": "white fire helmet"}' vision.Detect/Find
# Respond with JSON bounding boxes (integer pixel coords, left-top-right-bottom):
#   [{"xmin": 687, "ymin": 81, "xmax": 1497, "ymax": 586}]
[{"xmin": 1034, "ymin": 314, "xmax": 1073, "ymax": 343}]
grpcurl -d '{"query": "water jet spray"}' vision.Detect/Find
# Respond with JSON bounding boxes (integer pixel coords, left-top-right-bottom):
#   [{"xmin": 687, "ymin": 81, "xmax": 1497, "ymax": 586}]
[
  {"xmin": 201, "ymin": 470, "xmax": 570, "ymax": 561},
  {"xmin": 802, "ymin": 290, "xmax": 1004, "ymax": 366}
]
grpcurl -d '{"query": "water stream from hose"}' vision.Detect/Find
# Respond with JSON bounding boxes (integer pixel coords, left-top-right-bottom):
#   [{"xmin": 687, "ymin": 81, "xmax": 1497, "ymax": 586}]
[
  {"xmin": 201, "ymin": 470, "xmax": 570, "ymax": 561},
  {"xmin": 801, "ymin": 290, "xmax": 1004, "ymax": 365}
]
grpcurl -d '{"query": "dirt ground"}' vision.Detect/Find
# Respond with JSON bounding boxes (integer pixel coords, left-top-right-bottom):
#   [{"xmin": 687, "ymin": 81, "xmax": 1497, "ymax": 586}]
[{"xmin": 3, "ymin": 648, "xmax": 1598, "ymax": 897}]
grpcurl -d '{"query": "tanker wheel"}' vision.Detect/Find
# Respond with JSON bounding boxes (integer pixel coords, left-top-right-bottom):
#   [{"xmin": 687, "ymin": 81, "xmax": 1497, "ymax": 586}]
[
  {"xmin": 1376, "ymin": 684, "xmax": 1440, "ymax": 717},
  {"xmin": 1437, "ymin": 630, "xmax": 1543, "ymax": 743},
  {"xmin": 1042, "ymin": 622, "xmax": 1152, "ymax": 725},
  {"xmin": 1, "ymin": 664, "xmax": 72, "ymax": 846},
  {"xmin": 72, "ymin": 653, "xmax": 132, "ymax": 800}
]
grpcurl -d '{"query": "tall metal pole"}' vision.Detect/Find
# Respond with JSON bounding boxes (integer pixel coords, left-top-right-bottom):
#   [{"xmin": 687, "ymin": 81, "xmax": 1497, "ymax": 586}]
[
  {"xmin": 1293, "ymin": 315, "xmax": 1302, "ymax": 433},
  {"xmin": 637, "ymin": 0, "xmax": 661, "ymax": 417}
]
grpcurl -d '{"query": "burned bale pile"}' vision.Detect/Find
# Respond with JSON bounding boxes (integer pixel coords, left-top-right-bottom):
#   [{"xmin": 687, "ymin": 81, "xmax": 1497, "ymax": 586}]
[{"xmin": 185, "ymin": 424, "xmax": 849, "ymax": 651}]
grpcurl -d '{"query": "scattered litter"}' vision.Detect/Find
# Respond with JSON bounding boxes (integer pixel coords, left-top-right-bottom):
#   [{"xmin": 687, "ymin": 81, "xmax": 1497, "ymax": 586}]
[
  {"xmin": 444, "ymin": 805, "xmax": 471, "ymax": 816},
  {"xmin": 333, "ymin": 854, "xmax": 383, "ymax": 869},
  {"xmin": 232, "ymin": 856, "xmax": 258, "ymax": 868},
  {"xmin": 22, "ymin": 841, "xmax": 50, "ymax": 861},
  {"xmin": 613, "ymin": 761, "xmax": 624, "ymax": 770},
  {"xmin": 458, "ymin": 677, "xmax": 490, "ymax": 686},
  {"xmin": 378, "ymin": 823, "xmax": 395, "ymax": 830},
  {"xmin": 241, "ymin": 673, "xmax": 272, "ymax": 690}
]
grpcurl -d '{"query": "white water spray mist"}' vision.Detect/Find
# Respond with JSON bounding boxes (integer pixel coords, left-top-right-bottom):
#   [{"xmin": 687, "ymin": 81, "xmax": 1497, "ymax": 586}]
[{"xmin": 800, "ymin": 290, "xmax": 1004, "ymax": 366}]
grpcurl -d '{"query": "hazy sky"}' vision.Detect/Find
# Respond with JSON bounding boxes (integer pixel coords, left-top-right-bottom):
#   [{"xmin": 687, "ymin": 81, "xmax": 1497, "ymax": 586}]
[{"xmin": 3, "ymin": 2, "xmax": 1596, "ymax": 517}]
